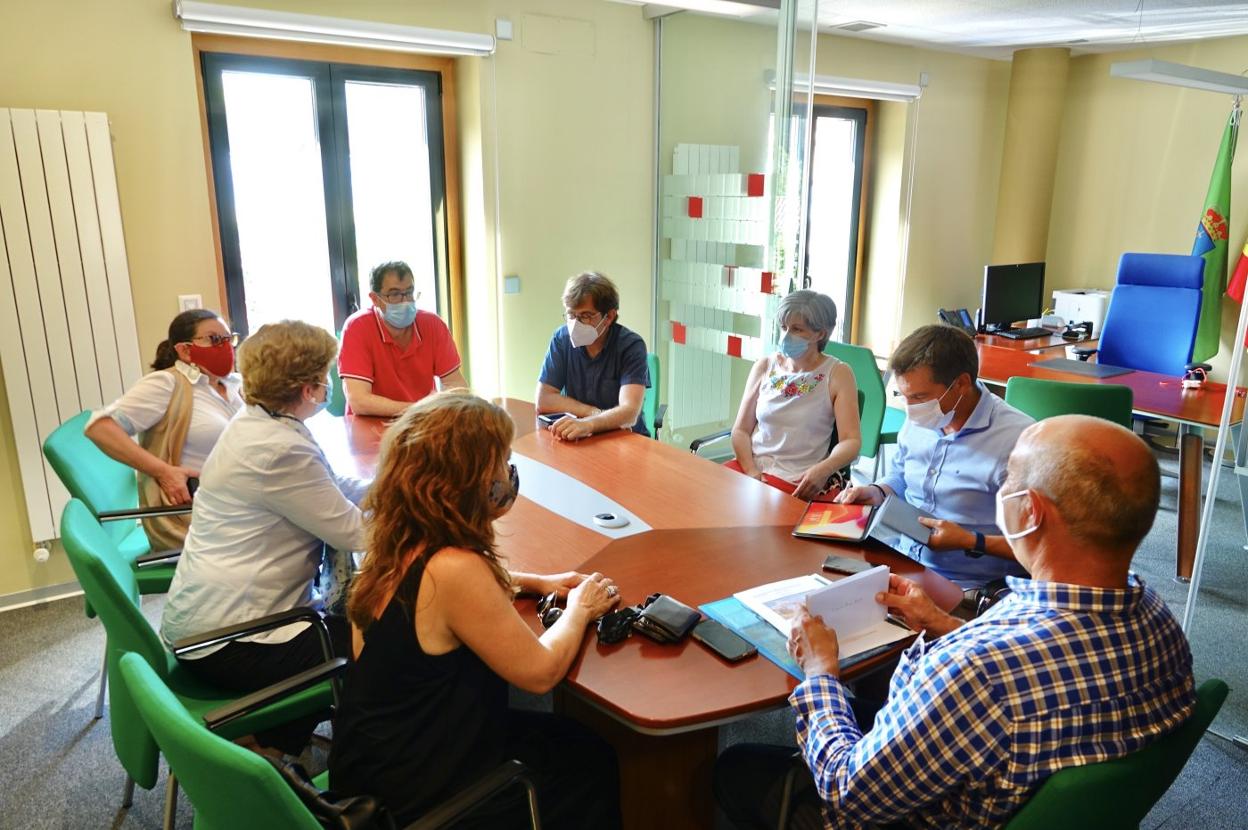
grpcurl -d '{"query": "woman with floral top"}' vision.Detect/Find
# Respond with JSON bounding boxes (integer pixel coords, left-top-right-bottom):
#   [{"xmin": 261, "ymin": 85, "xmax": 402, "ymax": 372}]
[{"xmin": 727, "ymin": 290, "xmax": 861, "ymax": 501}]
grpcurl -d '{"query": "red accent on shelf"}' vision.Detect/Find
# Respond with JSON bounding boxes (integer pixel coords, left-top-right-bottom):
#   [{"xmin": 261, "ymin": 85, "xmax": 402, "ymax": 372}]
[
  {"xmin": 727, "ymin": 335, "xmax": 742, "ymax": 358},
  {"xmin": 747, "ymin": 173, "xmax": 765, "ymax": 197},
  {"xmin": 672, "ymin": 322, "xmax": 687, "ymax": 344},
  {"xmin": 761, "ymin": 272, "xmax": 774, "ymax": 294},
  {"xmin": 687, "ymin": 196, "xmax": 703, "ymax": 218}
]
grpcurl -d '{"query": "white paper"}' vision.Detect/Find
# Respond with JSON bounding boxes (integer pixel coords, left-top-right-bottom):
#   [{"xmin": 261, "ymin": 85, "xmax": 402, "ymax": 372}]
[
  {"xmin": 734, "ymin": 574, "xmax": 831, "ymax": 632},
  {"xmin": 807, "ymin": 566, "xmax": 913, "ymax": 659},
  {"xmin": 805, "ymin": 565, "xmax": 890, "ymax": 638}
]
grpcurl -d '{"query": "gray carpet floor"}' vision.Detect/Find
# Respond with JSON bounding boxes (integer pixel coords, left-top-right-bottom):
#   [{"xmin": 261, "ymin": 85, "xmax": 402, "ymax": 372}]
[{"xmin": 2, "ymin": 451, "xmax": 1247, "ymax": 828}]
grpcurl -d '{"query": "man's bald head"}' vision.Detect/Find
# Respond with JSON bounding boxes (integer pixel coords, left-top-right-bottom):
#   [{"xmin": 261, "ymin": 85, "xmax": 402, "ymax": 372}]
[{"xmin": 1008, "ymin": 415, "xmax": 1160, "ymax": 556}]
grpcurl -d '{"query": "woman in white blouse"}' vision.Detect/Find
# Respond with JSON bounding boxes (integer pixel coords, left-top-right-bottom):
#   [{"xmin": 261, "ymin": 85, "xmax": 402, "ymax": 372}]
[
  {"xmin": 86, "ymin": 309, "xmax": 243, "ymax": 547},
  {"xmin": 728, "ymin": 291, "xmax": 861, "ymax": 502},
  {"xmin": 160, "ymin": 320, "xmax": 368, "ymax": 754}
]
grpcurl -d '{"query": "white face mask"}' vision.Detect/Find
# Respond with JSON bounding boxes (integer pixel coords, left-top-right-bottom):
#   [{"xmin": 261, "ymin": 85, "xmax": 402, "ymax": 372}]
[
  {"xmin": 995, "ymin": 488, "xmax": 1039, "ymax": 541},
  {"xmin": 905, "ymin": 384, "xmax": 959, "ymax": 431},
  {"xmin": 567, "ymin": 315, "xmax": 606, "ymax": 348}
]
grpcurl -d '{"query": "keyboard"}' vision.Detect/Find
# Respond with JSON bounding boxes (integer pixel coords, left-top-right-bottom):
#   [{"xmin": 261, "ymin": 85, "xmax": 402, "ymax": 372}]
[{"xmin": 994, "ymin": 327, "xmax": 1052, "ymax": 340}]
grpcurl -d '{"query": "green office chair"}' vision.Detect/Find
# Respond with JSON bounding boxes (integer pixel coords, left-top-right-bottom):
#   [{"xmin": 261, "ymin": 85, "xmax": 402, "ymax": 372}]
[
  {"xmin": 1004, "ymin": 377, "xmax": 1133, "ymax": 429},
  {"xmin": 118, "ymin": 651, "xmax": 544, "ymax": 830},
  {"xmin": 327, "ymin": 358, "xmax": 347, "ymax": 417},
  {"xmin": 1004, "ymin": 678, "xmax": 1228, "ymax": 829},
  {"xmin": 60, "ymin": 499, "xmax": 342, "ymax": 830},
  {"xmin": 327, "ymin": 328, "xmax": 347, "ymax": 417},
  {"xmin": 822, "ymin": 342, "xmax": 904, "ymax": 478},
  {"xmin": 643, "ymin": 353, "xmax": 666, "ymax": 439},
  {"xmin": 43, "ymin": 411, "xmax": 188, "ymax": 718}
]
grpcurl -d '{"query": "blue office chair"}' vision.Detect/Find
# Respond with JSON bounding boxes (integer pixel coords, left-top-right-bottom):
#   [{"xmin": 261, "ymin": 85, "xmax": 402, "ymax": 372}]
[{"xmin": 1075, "ymin": 253, "xmax": 1205, "ymax": 376}]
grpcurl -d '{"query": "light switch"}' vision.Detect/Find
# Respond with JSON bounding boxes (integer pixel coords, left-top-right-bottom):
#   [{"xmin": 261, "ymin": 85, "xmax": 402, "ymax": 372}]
[
  {"xmin": 504, "ymin": 275, "xmax": 522, "ymax": 294},
  {"xmin": 178, "ymin": 294, "xmax": 202, "ymax": 311},
  {"xmin": 496, "ymin": 18, "xmax": 514, "ymax": 41}
]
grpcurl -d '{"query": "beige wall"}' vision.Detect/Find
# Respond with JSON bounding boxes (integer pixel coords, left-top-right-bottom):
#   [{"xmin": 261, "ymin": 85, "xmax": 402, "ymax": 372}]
[
  {"xmin": 991, "ymin": 47, "xmax": 1071, "ymax": 264},
  {"xmin": 1048, "ymin": 35, "xmax": 1248, "ymax": 379},
  {"xmin": 0, "ymin": 0, "xmax": 652, "ymax": 601}
]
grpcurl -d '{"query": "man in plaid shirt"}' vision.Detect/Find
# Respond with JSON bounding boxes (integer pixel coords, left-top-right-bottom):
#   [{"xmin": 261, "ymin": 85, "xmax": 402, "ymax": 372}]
[{"xmin": 716, "ymin": 415, "xmax": 1195, "ymax": 829}]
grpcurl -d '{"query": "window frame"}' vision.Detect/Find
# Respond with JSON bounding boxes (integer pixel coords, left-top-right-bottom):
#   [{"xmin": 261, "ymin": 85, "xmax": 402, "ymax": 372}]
[
  {"xmin": 796, "ymin": 95, "xmax": 876, "ymax": 343},
  {"xmin": 192, "ymin": 35, "xmax": 464, "ymax": 346}
]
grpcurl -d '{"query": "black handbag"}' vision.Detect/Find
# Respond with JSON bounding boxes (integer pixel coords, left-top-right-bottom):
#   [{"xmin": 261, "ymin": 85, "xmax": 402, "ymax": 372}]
[
  {"xmin": 268, "ymin": 757, "xmax": 397, "ymax": 830},
  {"xmin": 631, "ymin": 594, "xmax": 701, "ymax": 644}
]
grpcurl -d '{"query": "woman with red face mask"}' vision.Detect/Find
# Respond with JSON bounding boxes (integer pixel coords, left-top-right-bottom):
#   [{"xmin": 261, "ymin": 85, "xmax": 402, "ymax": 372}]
[{"xmin": 85, "ymin": 308, "xmax": 243, "ymax": 548}]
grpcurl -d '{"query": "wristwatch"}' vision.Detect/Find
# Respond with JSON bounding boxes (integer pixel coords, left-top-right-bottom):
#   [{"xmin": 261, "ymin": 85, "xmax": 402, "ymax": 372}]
[{"xmin": 965, "ymin": 530, "xmax": 987, "ymax": 558}]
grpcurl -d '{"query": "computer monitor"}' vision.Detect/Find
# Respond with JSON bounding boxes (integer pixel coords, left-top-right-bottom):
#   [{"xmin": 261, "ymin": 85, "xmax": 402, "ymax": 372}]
[{"xmin": 981, "ymin": 262, "xmax": 1045, "ymax": 332}]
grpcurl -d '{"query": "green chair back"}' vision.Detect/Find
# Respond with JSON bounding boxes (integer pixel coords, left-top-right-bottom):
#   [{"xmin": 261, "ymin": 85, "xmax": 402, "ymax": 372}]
[
  {"xmin": 44, "ymin": 411, "xmax": 142, "ymax": 550},
  {"xmin": 327, "ymin": 358, "xmax": 347, "ymax": 418},
  {"xmin": 61, "ymin": 499, "xmax": 174, "ymax": 788},
  {"xmin": 1005, "ymin": 678, "xmax": 1229, "ymax": 829},
  {"xmin": 822, "ymin": 341, "xmax": 886, "ymax": 458},
  {"xmin": 1004, "ymin": 377, "xmax": 1133, "ymax": 429},
  {"xmin": 644, "ymin": 352, "xmax": 662, "ymax": 438},
  {"xmin": 117, "ymin": 653, "xmax": 321, "ymax": 830}
]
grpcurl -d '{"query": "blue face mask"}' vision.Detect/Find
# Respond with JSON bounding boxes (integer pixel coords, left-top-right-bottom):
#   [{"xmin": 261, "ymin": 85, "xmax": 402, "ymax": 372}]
[
  {"xmin": 381, "ymin": 301, "xmax": 417, "ymax": 329},
  {"xmin": 779, "ymin": 332, "xmax": 811, "ymax": 359}
]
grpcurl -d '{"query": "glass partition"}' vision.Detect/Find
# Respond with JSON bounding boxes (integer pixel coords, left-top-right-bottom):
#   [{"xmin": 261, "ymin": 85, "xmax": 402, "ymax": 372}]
[{"xmin": 655, "ymin": 1, "xmax": 820, "ymax": 450}]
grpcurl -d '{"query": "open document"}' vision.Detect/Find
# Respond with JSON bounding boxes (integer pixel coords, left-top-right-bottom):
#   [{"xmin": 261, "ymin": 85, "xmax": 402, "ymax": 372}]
[{"xmin": 734, "ymin": 566, "xmax": 913, "ymax": 661}]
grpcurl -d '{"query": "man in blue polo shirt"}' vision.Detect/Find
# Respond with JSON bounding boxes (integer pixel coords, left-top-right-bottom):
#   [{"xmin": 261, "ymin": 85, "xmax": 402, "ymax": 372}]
[
  {"xmin": 837, "ymin": 324, "xmax": 1033, "ymax": 589},
  {"xmin": 537, "ymin": 271, "xmax": 651, "ymax": 440}
]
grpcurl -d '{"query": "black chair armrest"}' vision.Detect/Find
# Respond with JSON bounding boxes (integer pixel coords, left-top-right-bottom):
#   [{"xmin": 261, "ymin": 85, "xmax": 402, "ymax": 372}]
[
  {"xmin": 689, "ymin": 429, "xmax": 731, "ymax": 453},
  {"xmin": 202, "ymin": 658, "xmax": 348, "ymax": 733},
  {"xmin": 135, "ymin": 548, "xmax": 181, "ymax": 568},
  {"xmin": 97, "ymin": 503, "xmax": 194, "ymax": 522},
  {"xmin": 173, "ymin": 607, "xmax": 331, "ymax": 659},
  {"xmin": 1186, "ymin": 362, "xmax": 1213, "ymax": 373},
  {"xmin": 405, "ymin": 760, "xmax": 539, "ymax": 830},
  {"xmin": 654, "ymin": 403, "xmax": 667, "ymax": 432},
  {"xmin": 1071, "ymin": 346, "xmax": 1097, "ymax": 362}
]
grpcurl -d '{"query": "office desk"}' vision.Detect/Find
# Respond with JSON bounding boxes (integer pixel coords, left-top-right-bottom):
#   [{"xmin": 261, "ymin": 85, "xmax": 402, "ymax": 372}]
[
  {"xmin": 975, "ymin": 340, "xmax": 1246, "ymax": 580},
  {"xmin": 309, "ymin": 400, "xmax": 961, "ymax": 829}
]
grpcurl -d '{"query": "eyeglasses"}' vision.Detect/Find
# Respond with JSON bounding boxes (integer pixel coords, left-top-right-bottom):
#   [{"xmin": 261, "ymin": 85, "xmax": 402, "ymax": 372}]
[
  {"xmin": 565, "ymin": 310, "xmax": 602, "ymax": 325},
  {"xmin": 380, "ymin": 289, "xmax": 420, "ymax": 303},
  {"xmin": 185, "ymin": 332, "xmax": 241, "ymax": 348}
]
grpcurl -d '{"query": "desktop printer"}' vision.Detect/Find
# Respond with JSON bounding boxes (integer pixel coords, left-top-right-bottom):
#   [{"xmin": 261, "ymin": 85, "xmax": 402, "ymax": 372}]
[{"xmin": 1052, "ymin": 289, "xmax": 1109, "ymax": 336}]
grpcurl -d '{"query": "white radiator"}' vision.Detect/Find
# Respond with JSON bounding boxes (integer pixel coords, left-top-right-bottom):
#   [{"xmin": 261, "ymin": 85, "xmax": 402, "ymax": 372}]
[{"xmin": 0, "ymin": 108, "xmax": 142, "ymax": 541}]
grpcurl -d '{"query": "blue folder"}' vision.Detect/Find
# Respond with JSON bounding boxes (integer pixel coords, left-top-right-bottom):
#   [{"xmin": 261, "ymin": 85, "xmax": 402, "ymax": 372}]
[
  {"xmin": 700, "ymin": 596, "xmax": 804, "ymax": 680},
  {"xmin": 700, "ymin": 596, "xmax": 914, "ymax": 682}
]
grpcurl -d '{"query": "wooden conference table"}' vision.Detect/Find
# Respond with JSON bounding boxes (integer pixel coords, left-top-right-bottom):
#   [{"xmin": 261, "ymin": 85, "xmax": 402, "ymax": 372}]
[
  {"xmin": 310, "ymin": 400, "xmax": 961, "ymax": 830},
  {"xmin": 974, "ymin": 333, "xmax": 1247, "ymax": 580}
]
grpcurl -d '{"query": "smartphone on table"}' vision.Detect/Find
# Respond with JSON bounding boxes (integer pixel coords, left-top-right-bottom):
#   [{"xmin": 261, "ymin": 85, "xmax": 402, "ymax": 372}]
[
  {"xmin": 692, "ymin": 619, "xmax": 757, "ymax": 663},
  {"xmin": 537, "ymin": 412, "xmax": 572, "ymax": 427},
  {"xmin": 821, "ymin": 554, "xmax": 874, "ymax": 576}
]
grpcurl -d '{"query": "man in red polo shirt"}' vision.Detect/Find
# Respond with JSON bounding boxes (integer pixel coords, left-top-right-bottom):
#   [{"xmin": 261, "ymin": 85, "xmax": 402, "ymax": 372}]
[{"xmin": 338, "ymin": 261, "xmax": 466, "ymax": 416}]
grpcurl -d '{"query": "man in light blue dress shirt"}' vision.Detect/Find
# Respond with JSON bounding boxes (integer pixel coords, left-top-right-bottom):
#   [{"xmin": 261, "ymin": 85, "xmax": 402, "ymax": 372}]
[{"xmin": 838, "ymin": 325, "xmax": 1033, "ymax": 589}]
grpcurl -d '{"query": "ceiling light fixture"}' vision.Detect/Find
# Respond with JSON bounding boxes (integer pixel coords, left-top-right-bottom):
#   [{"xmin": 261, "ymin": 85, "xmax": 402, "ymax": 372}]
[
  {"xmin": 174, "ymin": 0, "xmax": 496, "ymax": 57},
  {"xmin": 782, "ymin": 72, "xmax": 924, "ymax": 103},
  {"xmin": 610, "ymin": 0, "xmax": 780, "ymax": 19},
  {"xmin": 1110, "ymin": 59, "xmax": 1248, "ymax": 96}
]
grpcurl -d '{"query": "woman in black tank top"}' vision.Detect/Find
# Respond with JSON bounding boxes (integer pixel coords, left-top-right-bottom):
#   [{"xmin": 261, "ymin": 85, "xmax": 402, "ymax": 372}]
[{"xmin": 329, "ymin": 392, "xmax": 622, "ymax": 828}]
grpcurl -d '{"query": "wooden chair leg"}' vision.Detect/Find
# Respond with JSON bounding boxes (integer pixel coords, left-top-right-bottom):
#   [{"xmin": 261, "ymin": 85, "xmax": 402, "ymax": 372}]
[{"xmin": 162, "ymin": 773, "xmax": 178, "ymax": 830}]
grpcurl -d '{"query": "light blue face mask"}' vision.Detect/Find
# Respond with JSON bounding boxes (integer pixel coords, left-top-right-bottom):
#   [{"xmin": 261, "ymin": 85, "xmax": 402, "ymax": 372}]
[
  {"xmin": 779, "ymin": 332, "xmax": 811, "ymax": 359},
  {"xmin": 382, "ymin": 301, "xmax": 417, "ymax": 329}
]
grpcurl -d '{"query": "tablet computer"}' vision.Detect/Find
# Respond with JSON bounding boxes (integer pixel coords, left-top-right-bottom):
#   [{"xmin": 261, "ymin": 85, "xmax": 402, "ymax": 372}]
[{"xmin": 793, "ymin": 501, "xmax": 876, "ymax": 542}]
